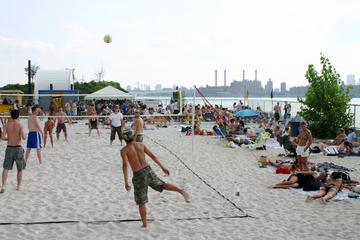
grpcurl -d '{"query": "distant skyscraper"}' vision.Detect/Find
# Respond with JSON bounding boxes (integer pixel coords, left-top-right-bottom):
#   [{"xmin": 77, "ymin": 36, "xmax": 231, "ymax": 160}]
[
  {"xmin": 347, "ymin": 74, "xmax": 356, "ymax": 85},
  {"xmin": 155, "ymin": 84, "xmax": 162, "ymax": 91},
  {"xmin": 126, "ymin": 85, "xmax": 132, "ymax": 91},
  {"xmin": 280, "ymin": 82, "xmax": 286, "ymax": 93},
  {"xmin": 265, "ymin": 78, "xmax": 273, "ymax": 94}
]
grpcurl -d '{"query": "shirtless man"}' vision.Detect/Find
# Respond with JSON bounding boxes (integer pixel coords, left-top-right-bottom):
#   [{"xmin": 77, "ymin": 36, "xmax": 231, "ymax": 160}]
[
  {"xmin": 120, "ymin": 127, "xmax": 190, "ymax": 227},
  {"xmin": 273, "ymin": 102, "xmax": 281, "ymax": 122},
  {"xmin": 1, "ymin": 109, "xmax": 26, "ymax": 193},
  {"xmin": 25, "ymin": 105, "xmax": 44, "ymax": 164},
  {"xmin": 296, "ymin": 121, "xmax": 312, "ymax": 171},
  {"xmin": 133, "ymin": 111, "xmax": 144, "ymax": 142},
  {"xmin": 55, "ymin": 107, "xmax": 70, "ymax": 141},
  {"xmin": 44, "ymin": 118, "xmax": 55, "ymax": 147}
]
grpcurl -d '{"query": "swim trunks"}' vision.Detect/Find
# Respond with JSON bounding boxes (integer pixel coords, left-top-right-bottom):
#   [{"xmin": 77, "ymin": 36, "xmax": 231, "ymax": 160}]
[
  {"xmin": 90, "ymin": 119, "xmax": 98, "ymax": 129},
  {"xmin": 135, "ymin": 134, "xmax": 143, "ymax": 142},
  {"xmin": 26, "ymin": 131, "xmax": 42, "ymax": 149},
  {"xmin": 296, "ymin": 146, "xmax": 309, "ymax": 157},
  {"xmin": 3, "ymin": 146, "xmax": 26, "ymax": 171},
  {"xmin": 56, "ymin": 123, "xmax": 66, "ymax": 134},
  {"xmin": 132, "ymin": 165, "xmax": 165, "ymax": 205}
]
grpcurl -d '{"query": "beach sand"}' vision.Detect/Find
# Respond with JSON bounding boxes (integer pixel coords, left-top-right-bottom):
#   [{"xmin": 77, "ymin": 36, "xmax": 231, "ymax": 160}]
[{"xmin": 0, "ymin": 121, "xmax": 360, "ymax": 240}]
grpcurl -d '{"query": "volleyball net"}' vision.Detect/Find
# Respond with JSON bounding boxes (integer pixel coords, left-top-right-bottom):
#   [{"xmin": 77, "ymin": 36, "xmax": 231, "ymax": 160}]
[{"xmin": 0, "ymin": 90, "xmax": 186, "ymax": 119}]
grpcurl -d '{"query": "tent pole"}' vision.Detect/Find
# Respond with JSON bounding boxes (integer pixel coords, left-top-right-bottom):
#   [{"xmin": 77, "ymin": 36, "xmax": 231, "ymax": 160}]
[{"xmin": 192, "ymin": 86, "xmax": 196, "ymax": 153}]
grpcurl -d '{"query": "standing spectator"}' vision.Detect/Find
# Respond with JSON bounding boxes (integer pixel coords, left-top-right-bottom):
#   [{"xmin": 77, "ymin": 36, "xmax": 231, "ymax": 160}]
[
  {"xmin": 108, "ymin": 105, "xmax": 124, "ymax": 145},
  {"xmin": 273, "ymin": 102, "xmax": 281, "ymax": 122},
  {"xmin": 284, "ymin": 101, "xmax": 291, "ymax": 119}
]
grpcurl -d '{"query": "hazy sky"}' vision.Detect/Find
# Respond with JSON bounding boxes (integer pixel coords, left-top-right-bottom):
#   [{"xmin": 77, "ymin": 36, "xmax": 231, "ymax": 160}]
[{"xmin": 0, "ymin": 0, "xmax": 359, "ymax": 90}]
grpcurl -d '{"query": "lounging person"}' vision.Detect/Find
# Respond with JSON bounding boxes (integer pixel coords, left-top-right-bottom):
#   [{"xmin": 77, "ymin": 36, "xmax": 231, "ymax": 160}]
[
  {"xmin": 296, "ymin": 121, "xmax": 312, "ymax": 171},
  {"xmin": 318, "ymin": 129, "xmax": 346, "ymax": 153},
  {"xmin": 1, "ymin": 109, "xmax": 26, "ymax": 193},
  {"xmin": 270, "ymin": 170, "xmax": 326, "ymax": 191},
  {"xmin": 305, "ymin": 172, "xmax": 344, "ymax": 203},
  {"xmin": 43, "ymin": 118, "xmax": 55, "ymax": 147},
  {"xmin": 55, "ymin": 107, "xmax": 70, "ymax": 141},
  {"xmin": 120, "ymin": 127, "xmax": 190, "ymax": 227},
  {"xmin": 25, "ymin": 105, "xmax": 44, "ymax": 165},
  {"xmin": 133, "ymin": 110, "xmax": 144, "ymax": 142}
]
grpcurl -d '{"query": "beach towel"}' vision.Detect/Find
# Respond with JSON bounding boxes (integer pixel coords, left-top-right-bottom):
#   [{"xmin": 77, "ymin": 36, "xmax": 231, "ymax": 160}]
[{"xmin": 290, "ymin": 188, "xmax": 360, "ymax": 201}]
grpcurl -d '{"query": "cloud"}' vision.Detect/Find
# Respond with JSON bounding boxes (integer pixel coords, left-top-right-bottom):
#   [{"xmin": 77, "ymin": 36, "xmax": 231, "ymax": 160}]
[{"xmin": 0, "ymin": 35, "xmax": 55, "ymax": 52}]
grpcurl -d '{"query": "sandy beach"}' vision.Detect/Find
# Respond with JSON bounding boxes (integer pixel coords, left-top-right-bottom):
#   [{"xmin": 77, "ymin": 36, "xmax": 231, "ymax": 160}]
[{"xmin": 1, "ymin": 121, "xmax": 360, "ymax": 240}]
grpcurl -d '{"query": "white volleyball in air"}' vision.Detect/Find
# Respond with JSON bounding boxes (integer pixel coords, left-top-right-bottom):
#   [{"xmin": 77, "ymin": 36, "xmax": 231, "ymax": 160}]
[{"xmin": 103, "ymin": 34, "xmax": 112, "ymax": 44}]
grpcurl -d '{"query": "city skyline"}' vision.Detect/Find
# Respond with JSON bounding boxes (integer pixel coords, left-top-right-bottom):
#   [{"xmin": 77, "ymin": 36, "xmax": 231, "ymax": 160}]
[{"xmin": 1, "ymin": 0, "xmax": 360, "ymax": 89}]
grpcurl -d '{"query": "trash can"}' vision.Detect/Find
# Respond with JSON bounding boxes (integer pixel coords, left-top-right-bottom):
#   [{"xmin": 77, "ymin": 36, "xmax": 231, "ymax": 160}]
[{"xmin": 289, "ymin": 121, "xmax": 300, "ymax": 137}]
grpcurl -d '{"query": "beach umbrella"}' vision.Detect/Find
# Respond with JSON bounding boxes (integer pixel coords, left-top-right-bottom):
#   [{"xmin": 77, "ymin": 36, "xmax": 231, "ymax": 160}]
[{"xmin": 235, "ymin": 109, "xmax": 258, "ymax": 117}]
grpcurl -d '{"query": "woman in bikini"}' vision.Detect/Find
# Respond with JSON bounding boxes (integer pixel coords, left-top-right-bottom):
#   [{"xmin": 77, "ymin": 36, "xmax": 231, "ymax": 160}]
[{"xmin": 305, "ymin": 172, "xmax": 343, "ymax": 203}]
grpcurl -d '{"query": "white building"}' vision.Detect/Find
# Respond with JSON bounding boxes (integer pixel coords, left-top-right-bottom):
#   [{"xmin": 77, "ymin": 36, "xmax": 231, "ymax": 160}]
[
  {"xmin": 34, "ymin": 69, "xmax": 75, "ymax": 94},
  {"xmin": 33, "ymin": 69, "xmax": 77, "ymax": 109}
]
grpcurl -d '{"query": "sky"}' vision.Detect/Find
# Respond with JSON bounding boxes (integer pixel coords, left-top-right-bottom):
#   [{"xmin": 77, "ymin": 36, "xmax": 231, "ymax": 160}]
[{"xmin": 0, "ymin": 0, "xmax": 359, "ymax": 90}]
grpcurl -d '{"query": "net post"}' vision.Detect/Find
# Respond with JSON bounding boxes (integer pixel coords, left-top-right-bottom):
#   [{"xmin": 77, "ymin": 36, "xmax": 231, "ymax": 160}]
[{"xmin": 191, "ymin": 86, "xmax": 196, "ymax": 153}]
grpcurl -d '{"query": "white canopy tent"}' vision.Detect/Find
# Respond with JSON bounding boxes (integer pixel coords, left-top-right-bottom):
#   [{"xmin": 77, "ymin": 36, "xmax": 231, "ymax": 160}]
[{"xmin": 84, "ymin": 86, "xmax": 133, "ymax": 100}]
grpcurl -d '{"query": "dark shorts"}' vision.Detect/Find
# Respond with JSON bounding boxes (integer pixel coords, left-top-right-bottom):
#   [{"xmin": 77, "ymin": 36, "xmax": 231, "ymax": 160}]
[
  {"xmin": 132, "ymin": 166, "xmax": 165, "ymax": 205},
  {"xmin": 90, "ymin": 120, "xmax": 98, "ymax": 129},
  {"xmin": 3, "ymin": 146, "xmax": 26, "ymax": 171},
  {"xmin": 274, "ymin": 112, "xmax": 280, "ymax": 121},
  {"xmin": 110, "ymin": 126, "xmax": 122, "ymax": 140},
  {"xmin": 56, "ymin": 123, "xmax": 66, "ymax": 134}
]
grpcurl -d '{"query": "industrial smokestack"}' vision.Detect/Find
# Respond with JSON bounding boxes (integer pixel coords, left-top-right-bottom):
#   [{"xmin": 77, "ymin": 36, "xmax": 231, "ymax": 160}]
[
  {"xmin": 224, "ymin": 70, "xmax": 226, "ymax": 86},
  {"xmin": 243, "ymin": 70, "xmax": 245, "ymax": 81},
  {"xmin": 215, "ymin": 70, "xmax": 218, "ymax": 87},
  {"xmin": 255, "ymin": 70, "xmax": 258, "ymax": 81}
]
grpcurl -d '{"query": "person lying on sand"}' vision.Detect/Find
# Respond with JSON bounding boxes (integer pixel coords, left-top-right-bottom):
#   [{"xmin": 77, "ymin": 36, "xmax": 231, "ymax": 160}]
[
  {"xmin": 306, "ymin": 172, "xmax": 343, "ymax": 204},
  {"xmin": 270, "ymin": 170, "xmax": 326, "ymax": 190},
  {"xmin": 120, "ymin": 127, "xmax": 190, "ymax": 228}
]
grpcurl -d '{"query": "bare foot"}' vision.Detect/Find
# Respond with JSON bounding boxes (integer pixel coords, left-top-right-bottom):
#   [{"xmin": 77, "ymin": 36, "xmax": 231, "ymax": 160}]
[
  {"xmin": 16, "ymin": 185, "xmax": 22, "ymax": 191},
  {"xmin": 305, "ymin": 196, "xmax": 313, "ymax": 202},
  {"xmin": 141, "ymin": 224, "xmax": 147, "ymax": 228},
  {"xmin": 181, "ymin": 190, "xmax": 190, "ymax": 203},
  {"xmin": 320, "ymin": 198, "xmax": 327, "ymax": 204},
  {"xmin": 0, "ymin": 188, "xmax": 5, "ymax": 194}
]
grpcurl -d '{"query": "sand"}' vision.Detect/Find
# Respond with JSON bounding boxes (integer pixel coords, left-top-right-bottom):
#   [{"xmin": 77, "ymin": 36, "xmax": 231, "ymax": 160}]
[{"xmin": 0, "ymin": 121, "xmax": 360, "ymax": 240}]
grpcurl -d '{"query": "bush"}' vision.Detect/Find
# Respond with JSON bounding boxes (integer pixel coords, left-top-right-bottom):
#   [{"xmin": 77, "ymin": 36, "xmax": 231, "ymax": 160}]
[{"xmin": 298, "ymin": 54, "xmax": 353, "ymax": 139}]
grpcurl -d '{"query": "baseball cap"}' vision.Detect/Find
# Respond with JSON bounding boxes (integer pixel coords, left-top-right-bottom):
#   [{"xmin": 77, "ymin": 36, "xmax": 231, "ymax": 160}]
[{"xmin": 122, "ymin": 127, "xmax": 134, "ymax": 141}]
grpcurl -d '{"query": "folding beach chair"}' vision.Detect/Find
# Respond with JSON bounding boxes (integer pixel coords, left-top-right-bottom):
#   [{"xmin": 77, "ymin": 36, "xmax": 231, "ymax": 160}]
[
  {"xmin": 280, "ymin": 134, "xmax": 297, "ymax": 157},
  {"xmin": 247, "ymin": 132, "xmax": 271, "ymax": 150}
]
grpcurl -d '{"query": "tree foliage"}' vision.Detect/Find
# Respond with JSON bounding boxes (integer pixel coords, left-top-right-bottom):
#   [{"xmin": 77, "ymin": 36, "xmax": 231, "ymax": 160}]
[
  {"xmin": 298, "ymin": 53, "xmax": 353, "ymax": 139},
  {"xmin": 74, "ymin": 80, "xmax": 127, "ymax": 94},
  {"xmin": 0, "ymin": 83, "xmax": 33, "ymax": 93},
  {"xmin": 1, "ymin": 81, "xmax": 126, "ymax": 95},
  {"xmin": 24, "ymin": 64, "xmax": 40, "ymax": 79}
]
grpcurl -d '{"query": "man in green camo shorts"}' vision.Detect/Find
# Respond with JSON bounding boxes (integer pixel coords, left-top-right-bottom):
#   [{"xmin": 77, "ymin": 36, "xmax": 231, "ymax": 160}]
[{"xmin": 120, "ymin": 127, "xmax": 190, "ymax": 227}]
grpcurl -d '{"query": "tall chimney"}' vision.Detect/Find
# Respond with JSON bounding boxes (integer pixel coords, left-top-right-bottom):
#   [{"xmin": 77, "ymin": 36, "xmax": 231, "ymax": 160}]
[
  {"xmin": 243, "ymin": 70, "xmax": 245, "ymax": 81},
  {"xmin": 224, "ymin": 70, "xmax": 227, "ymax": 86},
  {"xmin": 215, "ymin": 70, "xmax": 218, "ymax": 87},
  {"xmin": 255, "ymin": 70, "xmax": 258, "ymax": 81}
]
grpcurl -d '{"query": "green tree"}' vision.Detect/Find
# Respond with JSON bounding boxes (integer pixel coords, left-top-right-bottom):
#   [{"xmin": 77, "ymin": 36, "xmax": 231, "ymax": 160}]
[
  {"xmin": 74, "ymin": 80, "xmax": 127, "ymax": 94},
  {"xmin": 24, "ymin": 64, "xmax": 40, "ymax": 80},
  {"xmin": 298, "ymin": 53, "xmax": 353, "ymax": 138}
]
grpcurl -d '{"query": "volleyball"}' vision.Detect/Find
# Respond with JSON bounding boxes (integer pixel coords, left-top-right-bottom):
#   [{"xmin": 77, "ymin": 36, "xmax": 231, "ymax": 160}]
[{"xmin": 103, "ymin": 34, "xmax": 112, "ymax": 44}]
